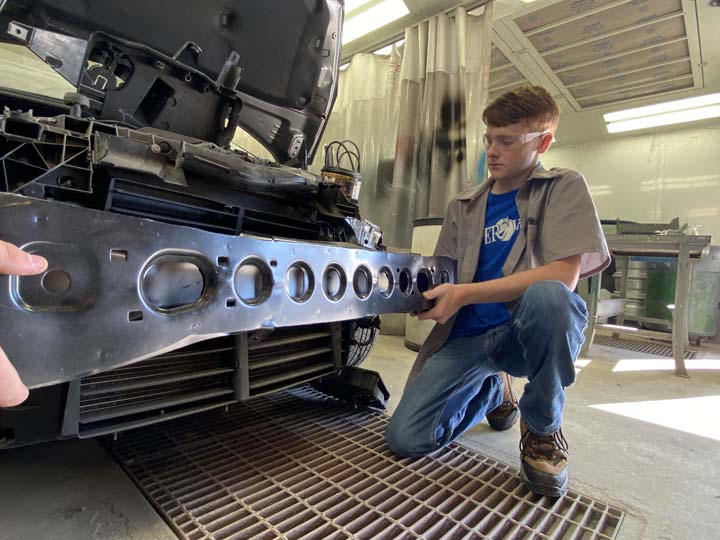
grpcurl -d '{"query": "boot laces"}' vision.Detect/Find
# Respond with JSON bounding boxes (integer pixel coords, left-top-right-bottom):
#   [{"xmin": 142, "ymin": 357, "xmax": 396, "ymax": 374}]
[
  {"xmin": 501, "ymin": 372, "xmax": 517, "ymax": 404},
  {"xmin": 519, "ymin": 428, "xmax": 569, "ymax": 462}
]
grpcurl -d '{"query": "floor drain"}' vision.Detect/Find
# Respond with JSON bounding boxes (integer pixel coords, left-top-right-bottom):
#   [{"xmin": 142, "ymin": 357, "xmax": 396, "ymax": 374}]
[
  {"xmin": 593, "ymin": 335, "xmax": 698, "ymax": 359},
  {"xmin": 105, "ymin": 388, "xmax": 625, "ymax": 540}
]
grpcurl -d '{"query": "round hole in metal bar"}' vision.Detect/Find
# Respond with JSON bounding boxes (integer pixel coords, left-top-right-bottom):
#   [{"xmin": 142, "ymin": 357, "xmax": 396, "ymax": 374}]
[
  {"xmin": 440, "ymin": 270, "xmax": 450, "ymax": 284},
  {"xmin": 41, "ymin": 270, "xmax": 71, "ymax": 295},
  {"xmin": 377, "ymin": 267, "xmax": 394, "ymax": 298},
  {"xmin": 143, "ymin": 261, "xmax": 205, "ymax": 310},
  {"xmin": 234, "ymin": 257, "xmax": 273, "ymax": 306},
  {"xmin": 352, "ymin": 266, "xmax": 373, "ymax": 300},
  {"xmin": 322, "ymin": 264, "xmax": 347, "ymax": 302},
  {"xmin": 286, "ymin": 262, "xmax": 314, "ymax": 304},
  {"xmin": 416, "ymin": 268, "xmax": 433, "ymax": 294},
  {"xmin": 399, "ymin": 268, "xmax": 413, "ymax": 296}
]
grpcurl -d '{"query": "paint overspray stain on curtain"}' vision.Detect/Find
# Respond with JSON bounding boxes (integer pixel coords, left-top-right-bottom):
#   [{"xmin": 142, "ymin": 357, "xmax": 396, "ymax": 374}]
[
  {"xmin": 231, "ymin": 6, "xmax": 493, "ymax": 251},
  {"xmin": 386, "ymin": 5, "xmax": 494, "ymax": 248}
]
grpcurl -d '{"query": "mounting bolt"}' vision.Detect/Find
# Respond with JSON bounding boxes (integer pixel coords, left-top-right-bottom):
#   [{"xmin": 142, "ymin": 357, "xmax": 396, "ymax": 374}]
[
  {"xmin": 63, "ymin": 92, "xmax": 90, "ymax": 118},
  {"xmin": 150, "ymin": 143, "xmax": 162, "ymax": 154}
]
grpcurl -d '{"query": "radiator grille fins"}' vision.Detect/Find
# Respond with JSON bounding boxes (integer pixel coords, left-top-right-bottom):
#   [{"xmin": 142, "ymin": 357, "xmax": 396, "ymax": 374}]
[
  {"xmin": 247, "ymin": 325, "xmax": 339, "ymax": 396},
  {"xmin": 78, "ymin": 338, "xmax": 237, "ymax": 438},
  {"xmin": 76, "ymin": 324, "xmax": 342, "ymax": 437}
]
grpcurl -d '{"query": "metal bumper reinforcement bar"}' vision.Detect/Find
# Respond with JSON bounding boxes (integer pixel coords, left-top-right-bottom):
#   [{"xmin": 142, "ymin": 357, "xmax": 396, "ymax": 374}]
[{"xmin": 0, "ymin": 192, "xmax": 455, "ymax": 388}]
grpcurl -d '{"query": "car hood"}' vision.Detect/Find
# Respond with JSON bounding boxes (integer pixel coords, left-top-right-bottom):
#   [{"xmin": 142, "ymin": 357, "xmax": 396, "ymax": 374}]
[{"xmin": 0, "ymin": 0, "xmax": 343, "ymax": 165}]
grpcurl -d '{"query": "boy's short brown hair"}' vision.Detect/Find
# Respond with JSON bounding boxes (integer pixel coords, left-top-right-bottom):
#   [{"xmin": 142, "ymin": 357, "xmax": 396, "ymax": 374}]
[{"xmin": 483, "ymin": 85, "xmax": 560, "ymax": 133}]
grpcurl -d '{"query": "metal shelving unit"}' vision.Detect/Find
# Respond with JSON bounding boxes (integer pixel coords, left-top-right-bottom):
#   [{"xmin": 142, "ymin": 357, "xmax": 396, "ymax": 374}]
[{"xmin": 582, "ymin": 234, "xmax": 711, "ymax": 377}]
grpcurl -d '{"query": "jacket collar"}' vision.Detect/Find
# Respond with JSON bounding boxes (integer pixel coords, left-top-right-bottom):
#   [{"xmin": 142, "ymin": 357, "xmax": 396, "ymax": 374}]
[{"xmin": 457, "ymin": 162, "xmax": 562, "ymax": 202}]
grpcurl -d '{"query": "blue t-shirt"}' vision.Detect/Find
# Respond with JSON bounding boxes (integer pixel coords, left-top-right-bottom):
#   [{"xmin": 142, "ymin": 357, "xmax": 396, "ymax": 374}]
[{"xmin": 449, "ymin": 189, "xmax": 521, "ymax": 338}]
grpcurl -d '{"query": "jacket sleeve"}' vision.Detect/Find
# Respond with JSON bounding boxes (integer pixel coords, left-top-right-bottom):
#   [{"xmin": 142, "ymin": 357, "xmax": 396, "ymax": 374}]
[
  {"xmin": 433, "ymin": 200, "xmax": 458, "ymax": 258},
  {"xmin": 539, "ymin": 171, "xmax": 611, "ymax": 279}
]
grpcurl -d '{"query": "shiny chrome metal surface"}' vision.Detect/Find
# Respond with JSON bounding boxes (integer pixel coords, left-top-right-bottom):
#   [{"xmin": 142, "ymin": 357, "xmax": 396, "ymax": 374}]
[{"xmin": 0, "ymin": 193, "xmax": 455, "ymax": 389}]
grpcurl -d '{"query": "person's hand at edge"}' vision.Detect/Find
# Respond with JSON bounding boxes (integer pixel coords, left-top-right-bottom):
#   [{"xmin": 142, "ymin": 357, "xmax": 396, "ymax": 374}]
[{"xmin": 0, "ymin": 240, "xmax": 48, "ymax": 407}]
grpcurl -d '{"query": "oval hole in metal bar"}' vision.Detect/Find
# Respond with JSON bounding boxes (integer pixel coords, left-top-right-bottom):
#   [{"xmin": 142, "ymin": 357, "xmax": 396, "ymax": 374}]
[
  {"xmin": 353, "ymin": 265, "xmax": 372, "ymax": 300},
  {"xmin": 235, "ymin": 257, "xmax": 274, "ymax": 306},
  {"xmin": 399, "ymin": 268, "xmax": 413, "ymax": 296},
  {"xmin": 377, "ymin": 267, "xmax": 394, "ymax": 298},
  {"xmin": 143, "ymin": 260, "xmax": 205, "ymax": 310},
  {"xmin": 286, "ymin": 262, "xmax": 315, "ymax": 303},
  {"xmin": 440, "ymin": 270, "xmax": 450, "ymax": 284},
  {"xmin": 323, "ymin": 264, "xmax": 347, "ymax": 302},
  {"xmin": 416, "ymin": 269, "xmax": 432, "ymax": 294}
]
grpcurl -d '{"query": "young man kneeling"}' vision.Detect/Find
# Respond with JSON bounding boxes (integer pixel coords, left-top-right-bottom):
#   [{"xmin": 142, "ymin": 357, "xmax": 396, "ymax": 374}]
[{"xmin": 386, "ymin": 85, "xmax": 610, "ymax": 497}]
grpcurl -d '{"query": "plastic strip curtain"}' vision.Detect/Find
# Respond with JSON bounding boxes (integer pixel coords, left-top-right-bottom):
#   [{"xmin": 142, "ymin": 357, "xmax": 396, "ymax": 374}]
[
  {"xmin": 231, "ymin": 6, "xmax": 493, "ymax": 250},
  {"xmin": 231, "ymin": 48, "xmax": 404, "ymax": 243},
  {"xmin": 386, "ymin": 5, "xmax": 493, "ymax": 248},
  {"xmin": 309, "ymin": 49, "xmax": 404, "ymax": 235}
]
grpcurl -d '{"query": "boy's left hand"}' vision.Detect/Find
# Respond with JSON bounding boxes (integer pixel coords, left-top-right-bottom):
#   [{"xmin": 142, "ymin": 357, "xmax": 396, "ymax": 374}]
[{"xmin": 417, "ymin": 284, "xmax": 463, "ymax": 325}]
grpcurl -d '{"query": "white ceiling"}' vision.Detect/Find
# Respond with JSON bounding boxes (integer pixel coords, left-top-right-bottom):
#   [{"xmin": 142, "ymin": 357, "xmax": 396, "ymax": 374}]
[
  {"xmin": 491, "ymin": 0, "xmax": 699, "ymax": 109},
  {"xmin": 489, "ymin": 0, "xmax": 720, "ymax": 144},
  {"xmin": 342, "ymin": 0, "xmax": 720, "ymax": 144}
]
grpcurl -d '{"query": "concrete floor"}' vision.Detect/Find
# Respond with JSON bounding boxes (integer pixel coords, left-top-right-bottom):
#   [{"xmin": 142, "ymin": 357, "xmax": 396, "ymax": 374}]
[
  {"xmin": 0, "ymin": 437, "xmax": 176, "ymax": 540},
  {"xmin": 1, "ymin": 335, "xmax": 719, "ymax": 540}
]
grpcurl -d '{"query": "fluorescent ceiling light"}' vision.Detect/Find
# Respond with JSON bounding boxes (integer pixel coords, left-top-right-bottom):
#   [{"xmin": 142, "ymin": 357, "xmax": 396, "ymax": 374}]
[
  {"xmin": 604, "ymin": 92, "xmax": 720, "ymax": 134},
  {"xmin": 605, "ymin": 93, "xmax": 720, "ymax": 122},
  {"xmin": 606, "ymin": 105, "xmax": 720, "ymax": 133},
  {"xmin": 345, "ymin": 0, "xmax": 373, "ymax": 13},
  {"xmin": 342, "ymin": 0, "xmax": 409, "ymax": 45}
]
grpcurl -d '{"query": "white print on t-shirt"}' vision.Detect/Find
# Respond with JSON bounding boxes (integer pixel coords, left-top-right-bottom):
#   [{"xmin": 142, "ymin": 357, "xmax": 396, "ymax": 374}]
[{"xmin": 484, "ymin": 217, "xmax": 521, "ymax": 244}]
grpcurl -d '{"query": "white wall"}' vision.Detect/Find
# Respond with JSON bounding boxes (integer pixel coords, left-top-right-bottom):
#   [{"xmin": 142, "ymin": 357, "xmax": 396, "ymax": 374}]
[{"xmin": 542, "ymin": 123, "xmax": 720, "ymax": 241}]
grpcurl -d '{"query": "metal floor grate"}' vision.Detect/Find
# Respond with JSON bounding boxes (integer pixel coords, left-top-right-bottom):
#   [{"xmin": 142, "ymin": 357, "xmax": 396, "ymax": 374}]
[
  {"xmin": 593, "ymin": 335, "xmax": 698, "ymax": 359},
  {"xmin": 104, "ymin": 389, "xmax": 625, "ymax": 540}
]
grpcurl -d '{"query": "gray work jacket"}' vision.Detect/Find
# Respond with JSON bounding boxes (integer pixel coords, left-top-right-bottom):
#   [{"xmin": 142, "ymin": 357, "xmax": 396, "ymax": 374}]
[{"xmin": 407, "ymin": 163, "xmax": 611, "ymax": 383}]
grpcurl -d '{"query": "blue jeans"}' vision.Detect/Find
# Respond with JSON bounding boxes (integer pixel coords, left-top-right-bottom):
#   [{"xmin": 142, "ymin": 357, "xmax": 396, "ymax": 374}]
[{"xmin": 386, "ymin": 281, "xmax": 588, "ymax": 457}]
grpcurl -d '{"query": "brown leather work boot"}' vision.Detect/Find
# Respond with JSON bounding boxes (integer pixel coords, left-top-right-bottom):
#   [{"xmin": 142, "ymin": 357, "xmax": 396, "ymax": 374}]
[
  {"xmin": 519, "ymin": 418, "xmax": 569, "ymax": 497},
  {"xmin": 486, "ymin": 372, "xmax": 519, "ymax": 431}
]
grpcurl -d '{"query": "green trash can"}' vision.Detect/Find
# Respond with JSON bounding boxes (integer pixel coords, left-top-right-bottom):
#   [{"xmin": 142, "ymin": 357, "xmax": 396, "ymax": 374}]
[
  {"xmin": 689, "ymin": 246, "xmax": 720, "ymax": 337},
  {"xmin": 644, "ymin": 248, "xmax": 720, "ymax": 338},
  {"xmin": 645, "ymin": 259, "xmax": 676, "ymax": 322}
]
